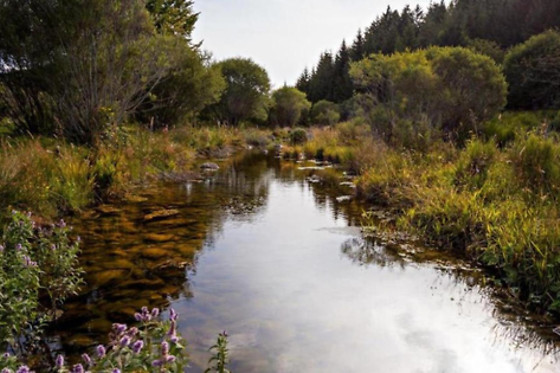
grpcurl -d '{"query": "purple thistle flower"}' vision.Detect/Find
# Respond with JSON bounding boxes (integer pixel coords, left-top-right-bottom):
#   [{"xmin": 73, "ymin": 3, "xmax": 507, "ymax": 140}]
[
  {"xmin": 170, "ymin": 334, "xmax": 179, "ymax": 344},
  {"xmin": 161, "ymin": 341, "xmax": 169, "ymax": 356},
  {"xmin": 132, "ymin": 340, "xmax": 144, "ymax": 354},
  {"xmin": 151, "ymin": 359, "xmax": 163, "ymax": 367},
  {"xmin": 55, "ymin": 354, "xmax": 64, "ymax": 368},
  {"xmin": 166, "ymin": 355, "xmax": 177, "ymax": 363},
  {"xmin": 72, "ymin": 364, "xmax": 84, "ymax": 373},
  {"xmin": 168, "ymin": 320, "xmax": 176, "ymax": 337},
  {"xmin": 151, "ymin": 307, "xmax": 160, "ymax": 317},
  {"xmin": 223, "ymin": 330, "xmax": 228, "ymax": 337},
  {"xmin": 59, "ymin": 219, "xmax": 66, "ymax": 228},
  {"xmin": 1, "ymin": 368, "xmax": 12, "ymax": 373},
  {"xmin": 112, "ymin": 369, "xmax": 121, "ymax": 373},
  {"xmin": 16, "ymin": 366, "xmax": 30, "ymax": 373},
  {"xmin": 96, "ymin": 344, "xmax": 106, "ymax": 358},
  {"xmin": 141, "ymin": 306, "xmax": 149, "ymax": 315},
  {"xmin": 22, "ymin": 255, "xmax": 37, "ymax": 267},
  {"xmin": 81, "ymin": 353, "xmax": 92, "ymax": 366},
  {"xmin": 134, "ymin": 312, "xmax": 143, "ymax": 322},
  {"xmin": 119, "ymin": 335, "xmax": 131, "ymax": 347}
]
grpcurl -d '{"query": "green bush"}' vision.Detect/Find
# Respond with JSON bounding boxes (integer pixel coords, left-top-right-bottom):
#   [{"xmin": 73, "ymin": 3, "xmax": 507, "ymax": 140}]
[
  {"xmin": 289, "ymin": 128, "xmax": 308, "ymax": 145},
  {"xmin": 310, "ymin": 100, "xmax": 340, "ymax": 126},
  {"xmin": 504, "ymin": 30, "xmax": 560, "ymax": 110}
]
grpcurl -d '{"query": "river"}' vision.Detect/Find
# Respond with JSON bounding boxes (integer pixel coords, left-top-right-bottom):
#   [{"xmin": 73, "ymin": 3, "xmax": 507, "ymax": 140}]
[{"xmin": 52, "ymin": 151, "xmax": 560, "ymax": 372}]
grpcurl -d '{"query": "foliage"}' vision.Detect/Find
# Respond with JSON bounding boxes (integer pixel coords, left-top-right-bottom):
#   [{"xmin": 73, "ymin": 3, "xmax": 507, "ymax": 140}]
[
  {"xmin": 146, "ymin": 0, "xmax": 199, "ymax": 40},
  {"xmin": 504, "ymin": 30, "xmax": 560, "ymax": 110},
  {"xmin": 269, "ymin": 87, "xmax": 311, "ymax": 127},
  {"xmin": 289, "ymin": 128, "xmax": 308, "ymax": 145},
  {"xmin": 310, "ymin": 100, "xmax": 340, "ymax": 126},
  {"xmin": 0, "ymin": 307, "xmax": 231, "ymax": 373},
  {"xmin": 205, "ymin": 331, "xmax": 230, "ymax": 373},
  {"xmin": 206, "ymin": 58, "xmax": 271, "ymax": 125},
  {"xmin": 0, "ymin": 211, "xmax": 83, "ymax": 356},
  {"xmin": 350, "ymin": 47, "xmax": 507, "ymax": 144}
]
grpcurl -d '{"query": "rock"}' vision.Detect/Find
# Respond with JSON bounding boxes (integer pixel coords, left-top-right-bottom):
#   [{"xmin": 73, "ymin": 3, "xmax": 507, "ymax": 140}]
[
  {"xmin": 200, "ymin": 162, "xmax": 220, "ymax": 170},
  {"xmin": 144, "ymin": 209, "xmax": 180, "ymax": 222},
  {"xmin": 339, "ymin": 181, "xmax": 356, "ymax": 188},
  {"xmin": 336, "ymin": 195, "xmax": 353, "ymax": 203}
]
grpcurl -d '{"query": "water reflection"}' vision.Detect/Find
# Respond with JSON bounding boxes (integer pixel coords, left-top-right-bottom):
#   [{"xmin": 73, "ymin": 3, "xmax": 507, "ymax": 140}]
[{"xmin": 51, "ymin": 152, "xmax": 560, "ymax": 372}]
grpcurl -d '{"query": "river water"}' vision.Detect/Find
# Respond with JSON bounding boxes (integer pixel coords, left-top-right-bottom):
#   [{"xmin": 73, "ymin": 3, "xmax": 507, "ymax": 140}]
[{"xmin": 53, "ymin": 152, "xmax": 560, "ymax": 372}]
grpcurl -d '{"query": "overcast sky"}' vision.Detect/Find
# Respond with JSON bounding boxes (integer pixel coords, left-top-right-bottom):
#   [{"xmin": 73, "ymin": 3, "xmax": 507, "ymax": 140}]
[{"xmin": 192, "ymin": 0, "xmax": 436, "ymax": 87}]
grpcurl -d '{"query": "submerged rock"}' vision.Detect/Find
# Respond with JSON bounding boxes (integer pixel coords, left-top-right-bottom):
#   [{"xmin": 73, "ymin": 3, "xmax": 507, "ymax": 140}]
[
  {"xmin": 143, "ymin": 209, "xmax": 180, "ymax": 222},
  {"xmin": 200, "ymin": 162, "xmax": 220, "ymax": 170}
]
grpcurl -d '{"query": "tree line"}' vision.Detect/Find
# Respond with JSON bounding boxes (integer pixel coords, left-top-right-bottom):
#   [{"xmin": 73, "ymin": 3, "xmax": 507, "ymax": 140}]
[{"xmin": 296, "ymin": 0, "xmax": 560, "ymax": 111}]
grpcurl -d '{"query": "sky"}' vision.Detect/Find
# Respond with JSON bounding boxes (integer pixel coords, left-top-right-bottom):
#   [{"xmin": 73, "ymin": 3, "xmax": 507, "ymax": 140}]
[{"xmin": 192, "ymin": 0, "xmax": 436, "ymax": 88}]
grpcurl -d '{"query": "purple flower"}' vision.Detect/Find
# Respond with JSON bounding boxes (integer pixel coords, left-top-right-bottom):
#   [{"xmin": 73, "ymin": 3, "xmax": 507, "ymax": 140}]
[
  {"xmin": 59, "ymin": 219, "xmax": 66, "ymax": 228},
  {"xmin": 222, "ymin": 330, "xmax": 228, "ymax": 337},
  {"xmin": 169, "ymin": 308, "xmax": 177, "ymax": 321},
  {"xmin": 2, "ymin": 368, "xmax": 12, "ymax": 373},
  {"xmin": 151, "ymin": 359, "xmax": 163, "ymax": 367},
  {"xmin": 16, "ymin": 244, "xmax": 22, "ymax": 251},
  {"xmin": 81, "ymin": 353, "xmax": 92, "ymax": 366},
  {"xmin": 72, "ymin": 364, "xmax": 84, "ymax": 373},
  {"xmin": 76, "ymin": 236, "xmax": 81, "ymax": 243},
  {"xmin": 141, "ymin": 306, "xmax": 149, "ymax": 314},
  {"xmin": 128, "ymin": 327, "xmax": 139, "ymax": 336},
  {"xmin": 112, "ymin": 323, "xmax": 127, "ymax": 334},
  {"xmin": 161, "ymin": 341, "xmax": 169, "ymax": 356},
  {"xmin": 166, "ymin": 355, "xmax": 176, "ymax": 363},
  {"xmin": 22, "ymin": 255, "xmax": 37, "ymax": 267},
  {"xmin": 170, "ymin": 334, "xmax": 179, "ymax": 344},
  {"xmin": 134, "ymin": 312, "xmax": 143, "ymax": 321},
  {"xmin": 50, "ymin": 244, "xmax": 56, "ymax": 251},
  {"xmin": 16, "ymin": 366, "xmax": 30, "ymax": 373},
  {"xmin": 167, "ymin": 320, "xmax": 176, "ymax": 337},
  {"xmin": 96, "ymin": 344, "xmax": 106, "ymax": 358},
  {"xmin": 0, "ymin": 245, "xmax": 4, "ymax": 253},
  {"xmin": 132, "ymin": 340, "xmax": 144, "ymax": 354},
  {"xmin": 55, "ymin": 354, "xmax": 64, "ymax": 368},
  {"xmin": 1, "ymin": 352, "xmax": 9, "ymax": 358},
  {"xmin": 151, "ymin": 307, "xmax": 160, "ymax": 317},
  {"xmin": 112, "ymin": 369, "xmax": 121, "ymax": 373},
  {"xmin": 119, "ymin": 335, "xmax": 131, "ymax": 347}
]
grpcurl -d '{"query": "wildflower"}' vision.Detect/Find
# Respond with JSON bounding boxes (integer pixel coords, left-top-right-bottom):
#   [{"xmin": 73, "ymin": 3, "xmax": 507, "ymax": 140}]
[
  {"xmin": 222, "ymin": 330, "xmax": 228, "ymax": 337},
  {"xmin": 81, "ymin": 353, "xmax": 92, "ymax": 366},
  {"xmin": 170, "ymin": 334, "xmax": 179, "ymax": 344},
  {"xmin": 128, "ymin": 327, "xmax": 139, "ymax": 336},
  {"xmin": 161, "ymin": 341, "xmax": 169, "ymax": 356},
  {"xmin": 166, "ymin": 355, "xmax": 176, "ymax": 363},
  {"xmin": 96, "ymin": 344, "xmax": 106, "ymax": 358},
  {"xmin": 0, "ymin": 245, "xmax": 4, "ymax": 253},
  {"xmin": 55, "ymin": 355, "xmax": 65, "ymax": 368},
  {"xmin": 112, "ymin": 323, "xmax": 127, "ymax": 334},
  {"xmin": 51, "ymin": 244, "xmax": 56, "ymax": 251},
  {"xmin": 169, "ymin": 308, "xmax": 177, "ymax": 321},
  {"xmin": 16, "ymin": 366, "xmax": 30, "ymax": 373},
  {"xmin": 76, "ymin": 236, "xmax": 81, "ymax": 243},
  {"xmin": 22, "ymin": 255, "xmax": 37, "ymax": 267},
  {"xmin": 119, "ymin": 335, "xmax": 131, "ymax": 347},
  {"xmin": 134, "ymin": 312, "xmax": 143, "ymax": 322},
  {"xmin": 151, "ymin": 359, "xmax": 163, "ymax": 367},
  {"xmin": 59, "ymin": 219, "xmax": 66, "ymax": 228},
  {"xmin": 132, "ymin": 340, "xmax": 144, "ymax": 354},
  {"xmin": 167, "ymin": 320, "xmax": 176, "ymax": 337},
  {"xmin": 72, "ymin": 364, "xmax": 84, "ymax": 373},
  {"xmin": 2, "ymin": 352, "xmax": 10, "ymax": 358},
  {"xmin": 1, "ymin": 368, "xmax": 12, "ymax": 373},
  {"xmin": 151, "ymin": 307, "xmax": 160, "ymax": 317},
  {"xmin": 112, "ymin": 369, "xmax": 121, "ymax": 373},
  {"xmin": 16, "ymin": 244, "xmax": 22, "ymax": 251}
]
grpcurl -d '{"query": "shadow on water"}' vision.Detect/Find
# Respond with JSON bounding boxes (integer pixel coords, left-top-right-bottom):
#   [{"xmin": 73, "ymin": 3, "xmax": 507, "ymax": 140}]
[{"xmin": 50, "ymin": 151, "xmax": 560, "ymax": 371}]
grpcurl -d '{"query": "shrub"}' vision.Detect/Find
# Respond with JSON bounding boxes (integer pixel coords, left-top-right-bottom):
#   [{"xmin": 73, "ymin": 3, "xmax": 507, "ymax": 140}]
[
  {"xmin": 270, "ymin": 87, "xmax": 311, "ymax": 127},
  {"xmin": 504, "ymin": 30, "xmax": 560, "ymax": 110},
  {"xmin": 0, "ymin": 211, "xmax": 83, "ymax": 355},
  {"xmin": 310, "ymin": 100, "xmax": 340, "ymax": 126},
  {"xmin": 289, "ymin": 128, "xmax": 308, "ymax": 145}
]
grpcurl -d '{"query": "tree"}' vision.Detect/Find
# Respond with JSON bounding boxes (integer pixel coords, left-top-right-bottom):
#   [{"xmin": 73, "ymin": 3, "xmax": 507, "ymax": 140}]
[
  {"xmin": 146, "ymin": 0, "xmax": 199, "ymax": 41},
  {"xmin": 207, "ymin": 58, "xmax": 271, "ymax": 125},
  {"xmin": 350, "ymin": 47, "xmax": 507, "ymax": 142},
  {"xmin": 311, "ymin": 100, "xmax": 340, "ymax": 126},
  {"xmin": 504, "ymin": 30, "xmax": 560, "ymax": 109},
  {"xmin": 332, "ymin": 41, "xmax": 354, "ymax": 103},
  {"xmin": 0, "ymin": 0, "xmax": 185, "ymax": 144},
  {"xmin": 269, "ymin": 86, "xmax": 311, "ymax": 127}
]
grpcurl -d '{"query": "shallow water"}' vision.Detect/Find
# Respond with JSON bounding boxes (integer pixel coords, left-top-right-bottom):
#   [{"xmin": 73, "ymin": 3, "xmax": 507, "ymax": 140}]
[{"xmin": 54, "ymin": 152, "xmax": 560, "ymax": 372}]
